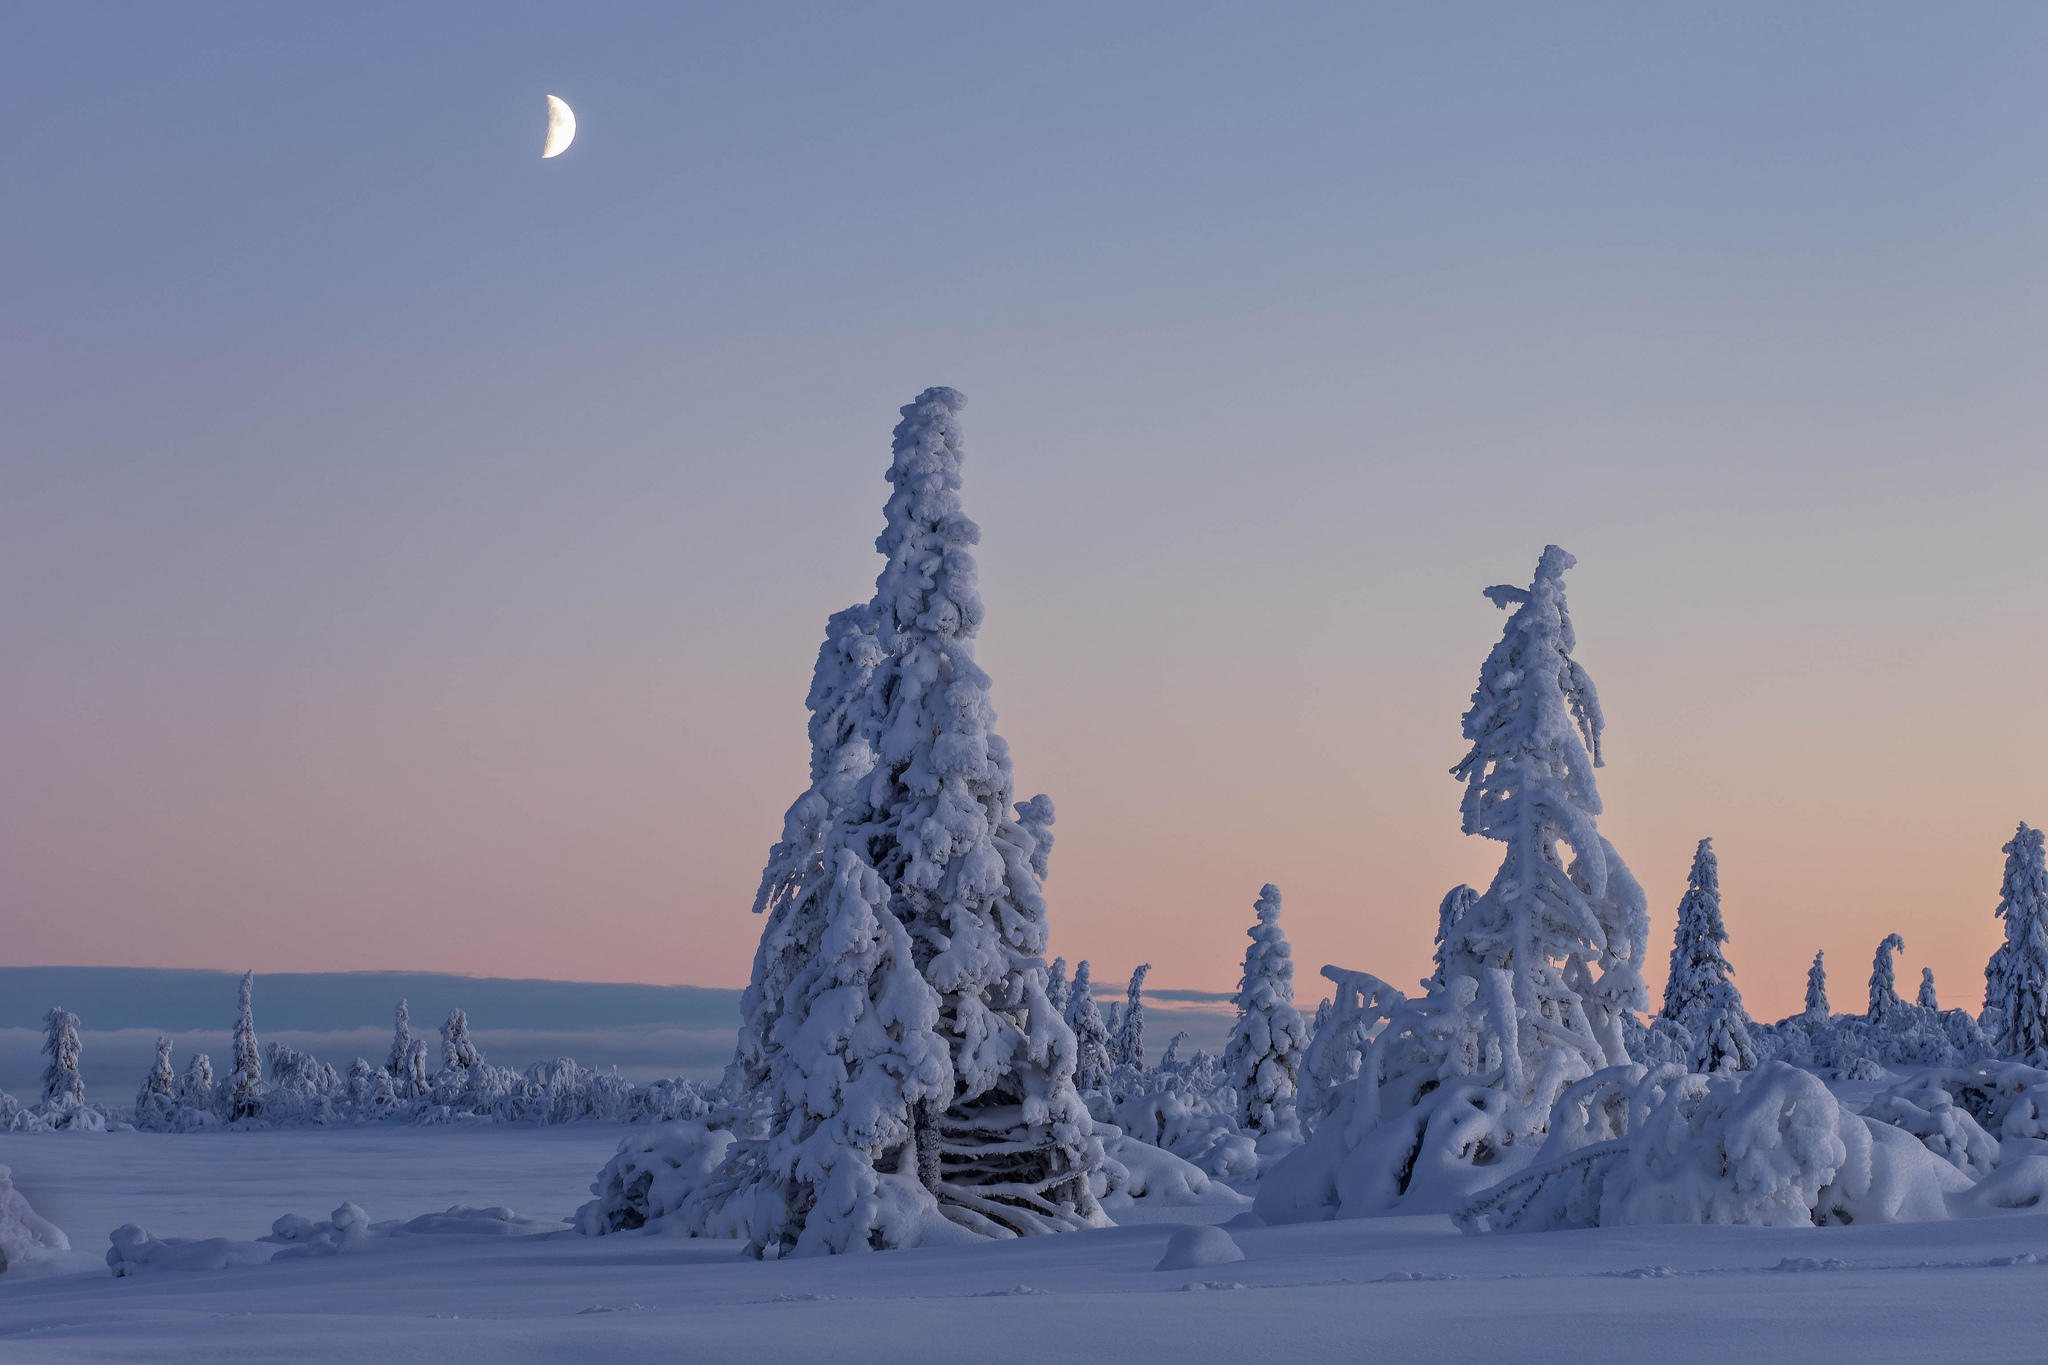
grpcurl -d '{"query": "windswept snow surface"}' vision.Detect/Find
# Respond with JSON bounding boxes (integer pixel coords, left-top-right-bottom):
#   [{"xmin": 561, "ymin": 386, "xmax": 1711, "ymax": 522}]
[{"xmin": 6, "ymin": 1129, "xmax": 2048, "ymax": 1362}]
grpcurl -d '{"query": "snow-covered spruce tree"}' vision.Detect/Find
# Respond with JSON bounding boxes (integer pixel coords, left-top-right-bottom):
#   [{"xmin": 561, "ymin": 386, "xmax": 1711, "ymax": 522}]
[
  {"xmin": 386, "ymin": 1000, "xmax": 412, "ymax": 1083},
  {"xmin": 134, "ymin": 1036, "xmax": 178, "ymax": 1128},
  {"xmin": 178, "ymin": 1053, "xmax": 214, "ymax": 1112},
  {"xmin": 1065, "ymin": 961, "xmax": 1113, "ymax": 1091},
  {"xmin": 1257, "ymin": 548, "xmax": 1649, "ymax": 1222},
  {"xmin": 727, "ymin": 387, "xmax": 1099, "ymax": 1249},
  {"xmin": 41, "ymin": 1008, "xmax": 84, "ymax": 1112},
  {"xmin": 402, "ymin": 1038, "xmax": 430, "ymax": 1098},
  {"xmin": 1016, "ymin": 794, "xmax": 1055, "ymax": 881},
  {"xmin": 1918, "ymin": 968, "xmax": 1939, "ymax": 1011},
  {"xmin": 1113, "ymin": 965, "xmax": 1151, "ymax": 1071},
  {"xmin": 1429, "ymin": 885, "xmax": 1477, "ymax": 989},
  {"xmin": 441, "ymin": 1009, "xmax": 481, "ymax": 1072},
  {"xmin": 741, "ymin": 848, "xmax": 953, "ymax": 1256},
  {"xmin": 1658, "ymin": 839, "xmax": 1757, "ymax": 1074},
  {"xmin": 1805, "ymin": 950, "xmax": 1830, "ymax": 1020},
  {"xmin": 229, "ymin": 971, "xmax": 263, "ymax": 1120},
  {"xmin": 732, "ymin": 603, "xmax": 886, "ymax": 1110},
  {"xmin": 1870, "ymin": 933, "xmax": 1906, "ymax": 1025},
  {"xmin": 1046, "ymin": 957, "xmax": 1071, "ymax": 1015},
  {"xmin": 1222, "ymin": 884, "xmax": 1310, "ymax": 1135},
  {"xmin": 1440, "ymin": 545, "xmax": 1649, "ymax": 1128},
  {"xmin": 1988, "ymin": 823, "xmax": 2048, "ymax": 1063}
]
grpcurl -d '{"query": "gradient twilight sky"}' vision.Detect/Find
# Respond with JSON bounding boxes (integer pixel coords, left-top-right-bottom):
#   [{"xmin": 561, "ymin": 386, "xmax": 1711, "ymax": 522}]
[{"xmin": 5, "ymin": 4, "xmax": 2045, "ymax": 1021}]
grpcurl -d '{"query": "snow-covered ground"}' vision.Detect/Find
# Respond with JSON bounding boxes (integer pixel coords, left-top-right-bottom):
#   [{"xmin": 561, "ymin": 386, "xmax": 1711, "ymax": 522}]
[{"xmin": 5, "ymin": 1128, "xmax": 2048, "ymax": 1362}]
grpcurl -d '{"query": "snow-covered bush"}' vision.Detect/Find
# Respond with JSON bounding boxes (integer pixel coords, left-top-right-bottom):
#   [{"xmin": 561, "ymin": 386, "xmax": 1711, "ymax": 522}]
[
  {"xmin": 1297, "ymin": 965, "xmax": 1406, "ymax": 1132},
  {"xmin": 0, "ymin": 1165, "xmax": 69, "ymax": 1272},
  {"xmin": 1221, "ymin": 884, "xmax": 1310, "ymax": 1137},
  {"xmin": 1866, "ymin": 1070, "xmax": 2002, "ymax": 1178},
  {"xmin": 263, "ymin": 1042, "xmax": 343, "ymax": 1126},
  {"xmin": 576, "ymin": 1121, "xmax": 746, "ymax": 1238}
]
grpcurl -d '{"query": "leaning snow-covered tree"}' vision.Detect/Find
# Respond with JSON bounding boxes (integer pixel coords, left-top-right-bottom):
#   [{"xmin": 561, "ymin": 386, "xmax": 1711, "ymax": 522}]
[
  {"xmin": 1987, "ymin": 823, "xmax": 2048, "ymax": 1063},
  {"xmin": 229, "ymin": 973, "xmax": 264, "ymax": 1121},
  {"xmin": 1221, "ymin": 884, "xmax": 1310, "ymax": 1135},
  {"xmin": 1805, "ymin": 950, "xmax": 1830, "ymax": 1020},
  {"xmin": 1439, "ymin": 545, "xmax": 1649, "ymax": 1124},
  {"xmin": 1065, "ymin": 961, "xmax": 1114, "ymax": 1091},
  {"xmin": 1869, "ymin": 933, "xmax": 1906, "ymax": 1025},
  {"xmin": 1256, "ymin": 546, "xmax": 1649, "ymax": 1222},
  {"xmin": 41, "ymin": 1008, "xmax": 84, "ymax": 1112},
  {"xmin": 1658, "ymin": 838, "xmax": 1757, "ymax": 1074},
  {"xmin": 1112, "ymin": 964, "xmax": 1151, "ymax": 1071}
]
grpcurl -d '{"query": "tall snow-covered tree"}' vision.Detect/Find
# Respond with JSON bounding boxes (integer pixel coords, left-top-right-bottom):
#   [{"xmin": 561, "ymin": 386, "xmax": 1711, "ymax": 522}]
[
  {"xmin": 1016, "ymin": 794, "xmax": 1056, "ymax": 881},
  {"xmin": 402, "ymin": 1038, "xmax": 430, "ymax": 1098},
  {"xmin": 1917, "ymin": 968, "xmax": 1939, "ymax": 1011},
  {"xmin": 1658, "ymin": 838, "xmax": 1756, "ymax": 1074},
  {"xmin": 1222, "ymin": 884, "xmax": 1310, "ymax": 1134},
  {"xmin": 1440, "ymin": 545, "xmax": 1648, "ymax": 1130},
  {"xmin": 1869, "ymin": 933, "xmax": 1906, "ymax": 1024},
  {"xmin": 743, "ymin": 849, "xmax": 953, "ymax": 1256},
  {"xmin": 386, "ymin": 1000, "xmax": 412, "ymax": 1080},
  {"xmin": 1113, "ymin": 964, "xmax": 1151, "ymax": 1071},
  {"xmin": 733, "ymin": 603, "xmax": 886, "ymax": 1107},
  {"xmin": 1065, "ymin": 960, "xmax": 1113, "ymax": 1091},
  {"xmin": 1805, "ymin": 950, "xmax": 1829, "ymax": 1019},
  {"xmin": 1988, "ymin": 823, "xmax": 2048, "ymax": 1062},
  {"xmin": 41, "ymin": 1008, "xmax": 83, "ymax": 1111},
  {"xmin": 229, "ymin": 973, "xmax": 263, "ymax": 1120},
  {"xmin": 1429, "ymin": 885, "xmax": 1477, "ymax": 989},
  {"xmin": 734, "ymin": 387, "xmax": 1100, "ymax": 1247}
]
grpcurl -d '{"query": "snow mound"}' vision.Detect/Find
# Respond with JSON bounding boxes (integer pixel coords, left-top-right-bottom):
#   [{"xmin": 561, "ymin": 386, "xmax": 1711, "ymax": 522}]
[
  {"xmin": 575, "ymin": 1120, "xmax": 742, "ymax": 1237},
  {"xmin": 0, "ymin": 1165, "xmax": 70, "ymax": 1271},
  {"xmin": 1096, "ymin": 1128, "xmax": 1251, "ymax": 1210},
  {"xmin": 1456, "ymin": 1063, "xmax": 1970, "ymax": 1233},
  {"xmin": 394, "ymin": 1206, "xmax": 560, "ymax": 1237},
  {"xmin": 1154, "ymin": 1224, "xmax": 1245, "ymax": 1271},
  {"xmin": 107, "ymin": 1225, "xmax": 274, "ymax": 1276}
]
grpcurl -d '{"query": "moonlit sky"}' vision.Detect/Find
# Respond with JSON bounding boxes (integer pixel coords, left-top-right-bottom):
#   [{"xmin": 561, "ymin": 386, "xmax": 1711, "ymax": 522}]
[{"xmin": 5, "ymin": 5, "xmax": 2045, "ymax": 1021}]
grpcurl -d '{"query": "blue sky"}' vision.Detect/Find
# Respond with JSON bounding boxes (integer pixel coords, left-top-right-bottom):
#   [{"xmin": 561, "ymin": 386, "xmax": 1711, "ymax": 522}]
[{"xmin": 5, "ymin": 4, "xmax": 2045, "ymax": 1016}]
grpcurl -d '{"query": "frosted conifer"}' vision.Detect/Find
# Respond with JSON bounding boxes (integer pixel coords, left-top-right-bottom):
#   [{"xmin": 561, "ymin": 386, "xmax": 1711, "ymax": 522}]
[
  {"xmin": 41, "ymin": 1008, "xmax": 83, "ymax": 1111},
  {"xmin": 1016, "ymin": 795, "xmax": 1056, "ymax": 881},
  {"xmin": 1046, "ymin": 957, "xmax": 1071, "ymax": 1015},
  {"xmin": 1805, "ymin": 950, "xmax": 1829, "ymax": 1019},
  {"xmin": 1222, "ymin": 884, "xmax": 1310, "ymax": 1134},
  {"xmin": 1065, "ymin": 961, "xmax": 1113, "ymax": 1091},
  {"xmin": 178, "ymin": 1053, "xmax": 215, "ymax": 1111},
  {"xmin": 734, "ymin": 604, "xmax": 886, "ymax": 1106},
  {"xmin": 440, "ymin": 1009, "xmax": 481, "ymax": 1072},
  {"xmin": 135, "ymin": 1035, "xmax": 177, "ymax": 1126},
  {"xmin": 1658, "ymin": 839, "xmax": 1756, "ymax": 1074},
  {"xmin": 402, "ymin": 1038, "xmax": 430, "ymax": 1098},
  {"xmin": 1429, "ymin": 885, "xmax": 1477, "ymax": 989},
  {"xmin": 1113, "ymin": 965, "xmax": 1151, "ymax": 1071},
  {"xmin": 1869, "ymin": 933, "xmax": 1906, "ymax": 1024},
  {"xmin": 229, "ymin": 973, "xmax": 263, "ymax": 1120},
  {"xmin": 745, "ymin": 849, "xmax": 953, "ymax": 1256},
  {"xmin": 1918, "ymin": 968, "xmax": 1939, "ymax": 1011},
  {"xmin": 386, "ymin": 1000, "xmax": 412, "ymax": 1079},
  {"xmin": 1988, "ymin": 823, "xmax": 2048, "ymax": 1062},
  {"xmin": 732, "ymin": 387, "xmax": 1100, "ymax": 1246},
  {"xmin": 1441, "ymin": 546, "xmax": 1648, "ymax": 1129}
]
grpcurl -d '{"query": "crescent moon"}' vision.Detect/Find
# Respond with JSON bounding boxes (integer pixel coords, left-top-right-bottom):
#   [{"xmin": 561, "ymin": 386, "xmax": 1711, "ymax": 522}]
[{"xmin": 542, "ymin": 95, "xmax": 577, "ymax": 159}]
